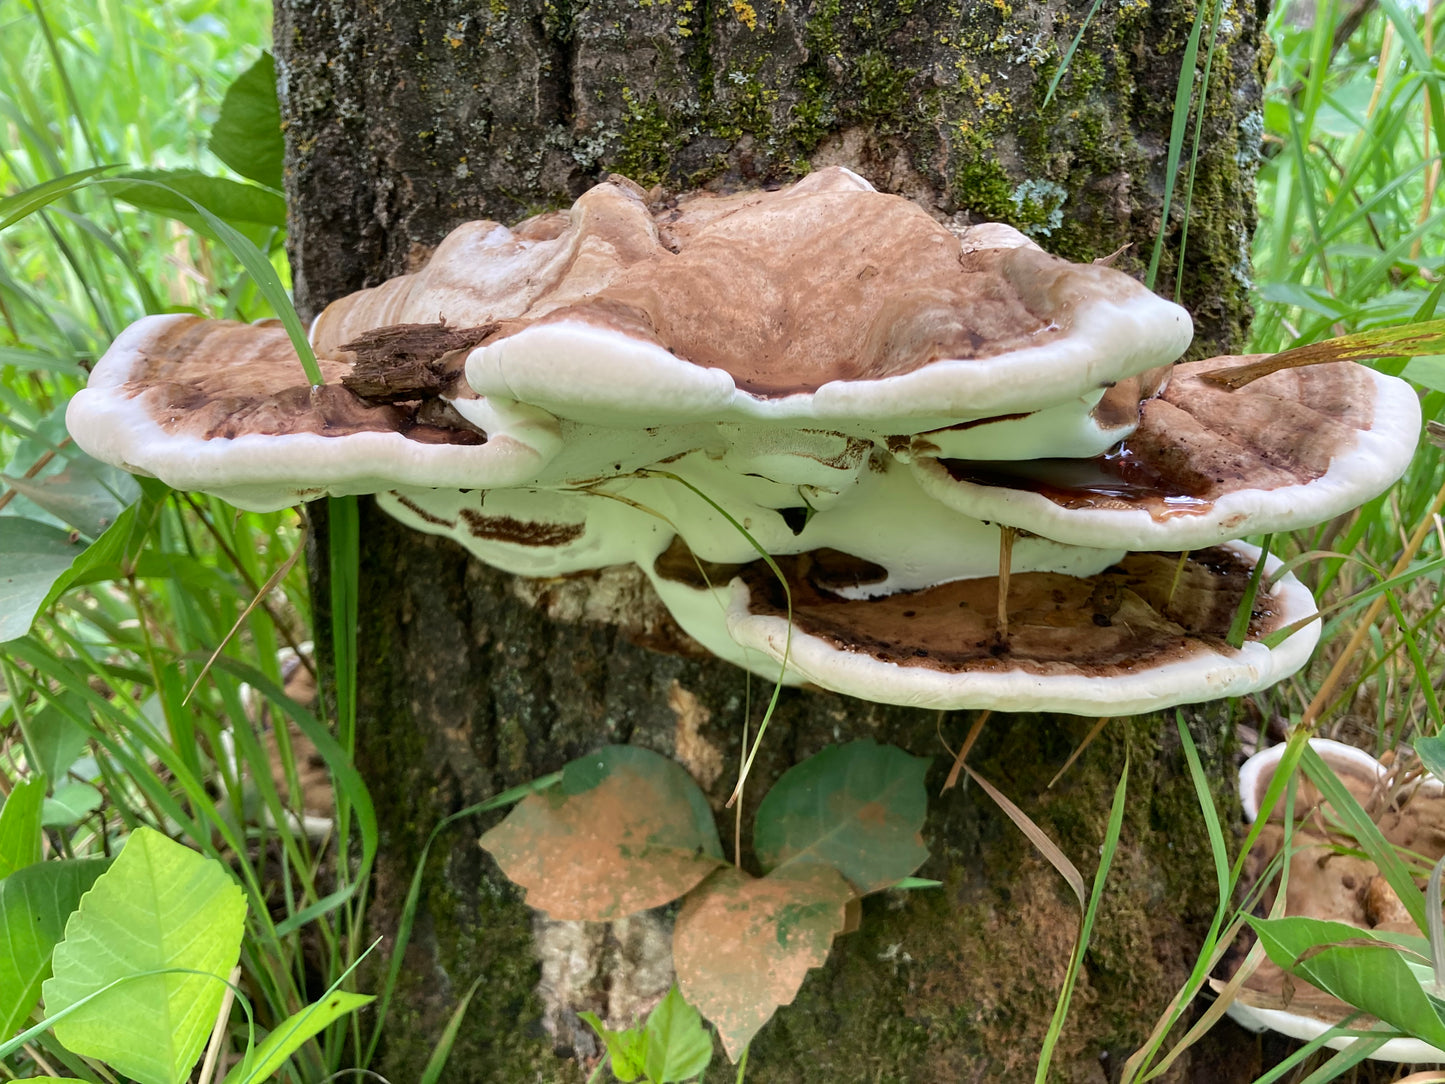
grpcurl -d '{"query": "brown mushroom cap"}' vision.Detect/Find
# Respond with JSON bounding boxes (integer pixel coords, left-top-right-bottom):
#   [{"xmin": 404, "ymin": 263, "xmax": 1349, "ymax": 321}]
[
  {"xmin": 65, "ymin": 314, "xmax": 559, "ymax": 511},
  {"xmin": 464, "ymin": 168, "xmax": 1192, "ymax": 426},
  {"xmin": 310, "ymin": 179, "xmax": 661, "ymax": 356},
  {"xmin": 912, "ymin": 357, "xmax": 1422, "ymax": 550}
]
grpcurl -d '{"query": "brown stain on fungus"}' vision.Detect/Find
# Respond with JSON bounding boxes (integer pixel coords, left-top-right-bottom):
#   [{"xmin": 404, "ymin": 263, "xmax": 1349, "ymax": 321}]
[
  {"xmin": 391, "ymin": 493, "xmax": 456, "ymax": 528},
  {"xmin": 457, "ymin": 509, "xmax": 585, "ymax": 547}
]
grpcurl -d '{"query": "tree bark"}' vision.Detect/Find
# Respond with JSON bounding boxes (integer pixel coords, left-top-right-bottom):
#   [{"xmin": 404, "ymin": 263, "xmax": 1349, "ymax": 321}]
[{"xmin": 275, "ymin": 1, "xmax": 1273, "ymax": 1080}]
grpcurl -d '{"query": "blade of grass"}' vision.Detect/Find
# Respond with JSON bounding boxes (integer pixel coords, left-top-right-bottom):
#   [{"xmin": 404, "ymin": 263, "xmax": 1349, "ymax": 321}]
[
  {"xmin": 1145, "ymin": 4, "xmax": 1211, "ymax": 290},
  {"xmin": 1035, "ymin": 755, "xmax": 1128, "ymax": 1083}
]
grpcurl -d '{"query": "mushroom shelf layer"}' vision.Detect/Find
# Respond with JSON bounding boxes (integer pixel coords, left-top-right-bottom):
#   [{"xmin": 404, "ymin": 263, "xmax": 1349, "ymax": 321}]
[
  {"xmin": 66, "ymin": 314, "xmax": 559, "ymax": 510},
  {"xmin": 912, "ymin": 357, "xmax": 1422, "ymax": 550},
  {"xmin": 314, "ymin": 167, "xmax": 1192, "ymax": 436},
  {"xmin": 711, "ymin": 543, "xmax": 1318, "ymax": 714}
]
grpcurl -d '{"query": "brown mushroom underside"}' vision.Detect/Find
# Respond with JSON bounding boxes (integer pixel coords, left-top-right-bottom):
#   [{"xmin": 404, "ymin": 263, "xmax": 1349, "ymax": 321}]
[
  {"xmin": 120, "ymin": 317, "xmax": 487, "ymax": 444},
  {"xmin": 718, "ymin": 546, "xmax": 1284, "ymax": 677},
  {"xmin": 940, "ymin": 357, "xmax": 1377, "ymax": 518}
]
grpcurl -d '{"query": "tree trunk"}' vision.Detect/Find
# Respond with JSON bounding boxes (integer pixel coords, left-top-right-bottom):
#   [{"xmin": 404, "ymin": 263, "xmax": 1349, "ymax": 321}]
[{"xmin": 274, "ymin": 2, "xmax": 1272, "ymax": 1080}]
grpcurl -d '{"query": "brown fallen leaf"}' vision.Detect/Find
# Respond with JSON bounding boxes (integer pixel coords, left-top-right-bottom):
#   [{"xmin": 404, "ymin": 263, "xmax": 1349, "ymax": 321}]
[
  {"xmin": 673, "ymin": 865, "xmax": 853, "ymax": 1060},
  {"xmin": 480, "ymin": 745, "xmax": 725, "ymax": 921}
]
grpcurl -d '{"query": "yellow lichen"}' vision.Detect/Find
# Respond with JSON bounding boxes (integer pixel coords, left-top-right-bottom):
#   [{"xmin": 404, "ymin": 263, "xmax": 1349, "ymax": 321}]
[{"xmin": 733, "ymin": 0, "xmax": 758, "ymax": 28}]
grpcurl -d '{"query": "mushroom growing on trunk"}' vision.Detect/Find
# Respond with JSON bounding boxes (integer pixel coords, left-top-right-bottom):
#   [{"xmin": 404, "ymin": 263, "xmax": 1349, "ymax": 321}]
[{"xmin": 65, "ymin": 168, "xmax": 1421, "ymax": 716}]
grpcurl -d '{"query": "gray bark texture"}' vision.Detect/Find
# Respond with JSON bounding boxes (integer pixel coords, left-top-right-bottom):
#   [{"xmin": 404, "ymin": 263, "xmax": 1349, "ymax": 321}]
[{"xmin": 274, "ymin": 1, "xmax": 1282, "ymax": 1080}]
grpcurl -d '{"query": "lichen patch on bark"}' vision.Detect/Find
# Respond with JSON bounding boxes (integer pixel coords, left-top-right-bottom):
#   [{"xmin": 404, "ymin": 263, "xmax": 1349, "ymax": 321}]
[{"xmin": 669, "ymin": 680, "xmax": 726, "ymax": 790}]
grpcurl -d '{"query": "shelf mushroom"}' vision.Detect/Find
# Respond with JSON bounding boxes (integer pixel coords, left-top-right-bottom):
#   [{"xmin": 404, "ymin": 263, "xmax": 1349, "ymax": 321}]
[
  {"xmin": 1223, "ymin": 739, "xmax": 1445, "ymax": 1062},
  {"xmin": 64, "ymin": 168, "xmax": 1422, "ymax": 716}
]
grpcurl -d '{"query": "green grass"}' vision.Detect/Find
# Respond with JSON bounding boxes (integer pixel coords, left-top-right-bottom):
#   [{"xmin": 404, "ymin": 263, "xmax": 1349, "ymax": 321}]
[
  {"xmin": 1245, "ymin": 0, "xmax": 1445, "ymax": 767},
  {"xmin": 2, "ymin": 0, "xmax": 1445, "ymax": 1081},
  {"xmin": 0, "ymin": 3, "xmax": 368, "ymax": 1081}
]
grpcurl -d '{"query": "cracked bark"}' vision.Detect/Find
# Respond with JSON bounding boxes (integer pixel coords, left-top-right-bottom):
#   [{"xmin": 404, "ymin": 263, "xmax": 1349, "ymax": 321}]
[{"xmin": 276, "ymin": 1, "xmax": 1285, "ymax": 1079}]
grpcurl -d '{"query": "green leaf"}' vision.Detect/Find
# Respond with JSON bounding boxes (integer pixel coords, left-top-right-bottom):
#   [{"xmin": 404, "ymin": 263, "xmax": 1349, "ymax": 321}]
[
  {"xmin": 753, "ymin": 739, "xmax": 930, "ymax": 894},
  {"xmin": 1417, "ymin": 734, "xmax": 1445, "ymax": 782},
  {"xmin": 0, "ymin": 175, "xmax": 319, "ymax": 384},
  {"xmin": 892, "ymin": 877, "xmax": 942, "ymax": 890},
  {"xmin": 0, "ymin": 778, "xmax": 47, "ymax": 880},
  {"xmin": 0, "ymin": 518, "xmax": 88, "ymax": 642},
  {"xmin": 0, "ymin": 858, "xmax": 108, "ymax": 1040},
  {"xmin": 0, "ymin": 486, "xmax": 153, "ymax": 645},
  {"xmin": 41, "ymin": 782, "xmax": 103, "ymax": 827},
  {"xmin": 1, "ymin": 454, "xmax": 140, "ymax": 541},
  {"xmin": 673, "ymin": 865, "xmax": 852, "ymax": 1061},
  {"xmin": 222, "ymin": 990, "xmax": 374, "ymax": 1084},
  {"xmin": 112, "ymin": 169, "xmax": 286, "ymax": 230},
  {"xmin": 18, "ymin": 693, "xmax": 90, "ymax": 785},
  {"xmin": 480, "ymin": 745, "xmax": 725, "ymax": 921},
  {"xmin": 1302, "ymin": 746, "xmax": 1427, "ymax": 932},
  {"xmin": 1204, "ymin": 318, "xmax": 1445, "ymax": 390},
  {"xmin": 1250, "ymin": 915, "xmax": 1445, "ymax": 1051},
  {"xmin": 42, "ymin": 826, "xmax": 248, "ymax": 1084},
  {"xmin": 643, "ymin": 985, "xmax": 713, "ymax": 1082},
  {"xmin": 1404, "ymin": 356, "xmax": 1445, "ymax": 396},
  {"xmin": 0, "ymin": 346, "xmax": 86, "ymax": 376},
  {"xmin": 579, "ymin": 1012, "xmax": 645, "ymax": 1082},
  {"xmin": 209, "ymin": 52, "xmax": 284, "ymax": 190}
]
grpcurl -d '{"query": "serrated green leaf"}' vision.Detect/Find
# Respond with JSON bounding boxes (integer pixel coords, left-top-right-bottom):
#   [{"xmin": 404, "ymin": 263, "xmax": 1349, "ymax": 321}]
[
  {"xmin": 1250, "ymin": 915, "xmax": 1445, "ymax": 1052},
  {"xmin": 42, "ymin": 827, "xmax": 247, "ymax": 1084},
  {"xmin": 0, "ymin": 518, "xmax": 87, "ymax": 642},
  {"xmin": 754, "ymin": 739, "xmax": 930, "ymax": 894},
  {"xmin": 0, "ymin": 858, "xmax": 108, "ymax": 1040},
  {"xmin": 480, "ymin": 745, "xmax": 724, "ymax": 921},
  {"xmin": 579, "ymin": 1012, "xmax": 646, "ymax": 1082},
  {"xmin": 0, "ymin": 778, "xmax": 46, "ymax": 880},
  {"xmin": 112, "ymin": 169, "xmax": 286, "ymax": 230},
  {"xmin": 674, "ymin": 865, "xmax": 852, "ymax": 1061},
  {"xmin": 643, "ymin": 985, "xmax": 713, "ymax": 1082},
  {"xmin": 223, "ymin": 990, "xmax": 374, "ymax": 1084},
  {"xmin": 41, "ymin": 782, "xmax": 102, "ymax": 827},
  {"xmin": 209, "ymin": 52, "xmax": 284, "ymax": 190}
]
